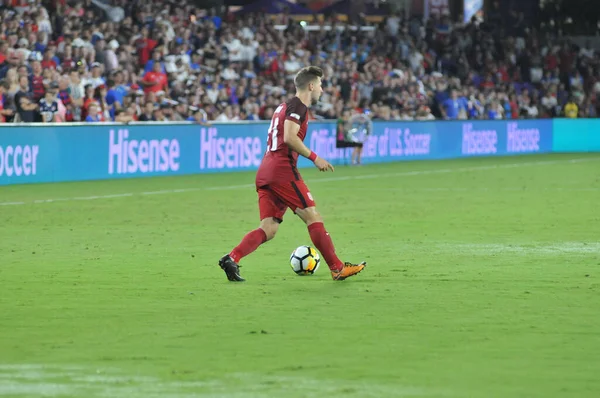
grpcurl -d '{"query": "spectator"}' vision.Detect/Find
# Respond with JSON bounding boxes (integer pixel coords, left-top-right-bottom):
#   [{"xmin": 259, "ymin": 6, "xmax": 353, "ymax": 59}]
[
  {"xmin": 105, "ymin": 78, "xmax": 124, "ymax": 120},
  {"xmin": 142, "ymin": 61, "xmax": 168, "ymax": 95},
  {"xmin": 0, "ymin": 1, "xmax": 597, "ymax": 124},
  {"xmin": 85, "ymin": 103, "xmax": 102, "ymax": 122},
  {"xmin": 30, "ymin": 61, "xmax": 45, "ymax": 103},
  {"xmin": 540, "ymin": 88, "xmax": 558, "ymax": 118},
  {"xmin": 41, "ymin": 48, "xmax": 58, "ymax": 71},
  {"xmin": 95, "ymin": 85, "xmax": 111, "ymax": 121},
  {"xmin": 188, "ymin": 107, "xmax": 210, "ymax": 126},
  {"xmin": 82, "ymin": 84, "xmax": 99, "ymax": 120},
  {"xmin": 564, "ymin": 97, "xmax": 579, "ymax": 118},
  {"xmin": 144, "ymin": 50, "xmax": 165, "ymax": 74},
  {"xmin": 56, "ymin": 77, "xmax": 73, "ymax": 122},
  {"xmin": 160, "ymin": 103, "xmax": 175, "ymax": 121},
  {"xmin": 172, "ymin": 101, "xmax": 188, "ymax": 122},
  {"xmin": 5, "ymin": 69, "xmax": 20, "ymax": 100},
  {"xmin": 83, "ymin": 63, "xmax": 106, "ymax": 89},
  {"xmin": 68, "ymin": 71, "xmax": 85, "ymax": 121},
  {"xmin": 14, "ymin": 75, "xmax": 37, "ymax": 123},
  {"xmin": 138, "ymin": 102, "xmax": 156, "ymax": 122},
  {"xmin": 135, "ymin": 26, "xmax": 157, "ymax": 68},
  {"xmin": 114, "ymin": 108, "xmax": 134, "ymax": 123},
  {"xmin": 153, "ymin": 104, "xmax": 167, "ymax": 122},
  {"xmin": 39, "ymin": 83, "xmax": 59, "ymax": 123},
  {"xmin": 416, "ymin": 105, "xmax": 435, "ymax": 121},
  {"xmin": 441, "ymin": 89, "xmax": 466, "ymax": 120},
  {"xmin": 104, "ymin": 40, "xmax": 120, "ymax": 73},
  {"xmin": 0, "ymin": 79, "xmax": 14, "ymax": 123},
  {"xmin": 223, "ymin": 31, "xmax": 243, "ymax": 63}
]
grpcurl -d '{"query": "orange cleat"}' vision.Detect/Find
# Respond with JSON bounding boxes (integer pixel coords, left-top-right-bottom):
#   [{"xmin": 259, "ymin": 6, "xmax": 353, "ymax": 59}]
[{"xmin": 331, "ymin": 261, "xmax": 367, "ymax": 280}]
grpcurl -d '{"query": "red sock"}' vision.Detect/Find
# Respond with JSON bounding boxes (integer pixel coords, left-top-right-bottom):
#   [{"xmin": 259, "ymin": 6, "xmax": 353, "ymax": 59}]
[
  {"xmin": 307, "ymin": 222, "xmax": 344, "ymax": 271},
  {"xmin": 229, "ymin": 228, "xmax": 267, "ymax": 263}
]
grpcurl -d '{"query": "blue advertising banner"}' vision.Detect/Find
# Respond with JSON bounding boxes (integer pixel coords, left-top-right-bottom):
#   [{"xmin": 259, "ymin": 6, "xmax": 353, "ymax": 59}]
[
  {"xmin": 302, "ymin": 119, "xmax": 553, "ymax": 167},
  {"xmin": 553, "ymin": 119, "xmax": 600, "ymax": 153},
  {"xmin": 0, "ymin": 119, "xmax": 555, "ymax": 186}
]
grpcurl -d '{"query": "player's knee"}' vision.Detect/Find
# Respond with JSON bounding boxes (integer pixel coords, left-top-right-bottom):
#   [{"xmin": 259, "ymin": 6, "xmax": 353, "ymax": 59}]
[
  {"xmin": 296, "ymin": 207, "xmax": 322, "ymax": 225},
  {"xmin": 260, "ymin": 218, "xmax": 280, "ymax": 241}
]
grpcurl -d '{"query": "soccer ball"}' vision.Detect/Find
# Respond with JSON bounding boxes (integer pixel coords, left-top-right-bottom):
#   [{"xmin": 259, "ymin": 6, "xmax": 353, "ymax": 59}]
[{"xmin": 290, "ymin": 246, "xmax": 321, "ymax": 275}]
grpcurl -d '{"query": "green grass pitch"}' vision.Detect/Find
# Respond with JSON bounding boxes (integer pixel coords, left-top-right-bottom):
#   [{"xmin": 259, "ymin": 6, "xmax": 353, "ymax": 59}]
[{"xmin": 1, "ymin": 153, "xmax": 599, "ymax": 398}]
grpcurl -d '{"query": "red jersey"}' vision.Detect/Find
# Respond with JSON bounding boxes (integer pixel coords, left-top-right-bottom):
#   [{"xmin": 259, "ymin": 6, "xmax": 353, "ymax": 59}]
[
  {"xmin": 256, "ymin": 97, "xmax": 309, "ymax": 187},
  {"xmin": 142, "ymin": 71, "xmax": 168, "ymax": 93},
  {"xmin": 136, "ymin": 38, "xmax": 157, "ymax": 67},
  {"xmin": 31, "ymin": 75, "xmax": 45, "ymax": 102},
  {"xmin": 41, "ymin": 59, "xmax": 57, "ymax": 70}
]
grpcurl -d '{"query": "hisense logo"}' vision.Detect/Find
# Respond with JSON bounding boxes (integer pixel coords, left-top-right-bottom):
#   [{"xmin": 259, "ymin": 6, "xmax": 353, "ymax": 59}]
[
  {"xmin": 108, "ymin": 129, "xmax": 180, "ymax": 175},
  {"xmin": 506, "ymin": 122, "xmax": 540, "ymax": 153},
  {"xmin": 461, "ymin": 123, "xmax": 498, "ymax": 155},
  {"xmin": 200, "ymin": 127, "xmax": 262, "ymax": 169}
]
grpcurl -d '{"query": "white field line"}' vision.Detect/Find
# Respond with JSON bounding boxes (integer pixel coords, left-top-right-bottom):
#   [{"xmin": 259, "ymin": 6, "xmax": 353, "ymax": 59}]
[
  {"xmin": 362, "ymin": 187, "xmax": 600, "ymax": 192},
  {"xmin": 0, "ymin": 157, "xmax": 598, "ymax": 207},
  {"xmin": 428, "ymin": 242, "xmax": 600, "ymax": 256},
  {"xmin": 0, "ymin": 364, "xmax": 439, "ymax": 398}
]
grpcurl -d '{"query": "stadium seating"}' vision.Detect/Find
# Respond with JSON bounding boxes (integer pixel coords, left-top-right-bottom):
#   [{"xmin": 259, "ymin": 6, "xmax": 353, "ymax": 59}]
[{"xmin": 0, "ymin": 0, "xmax": 597, "ymax": 123}]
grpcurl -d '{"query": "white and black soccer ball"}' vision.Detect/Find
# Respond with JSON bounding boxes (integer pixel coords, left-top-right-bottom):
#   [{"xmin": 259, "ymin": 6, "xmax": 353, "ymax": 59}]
[{"xmin": 290, "ymin": 245, "xmax": 321, "ymax": 275}]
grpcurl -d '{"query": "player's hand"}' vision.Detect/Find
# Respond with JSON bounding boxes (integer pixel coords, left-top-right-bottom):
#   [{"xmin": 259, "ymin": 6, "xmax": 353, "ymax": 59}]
[{"xmin": 314, "ymin": 156, "xmax": 334, "ymax": 172}]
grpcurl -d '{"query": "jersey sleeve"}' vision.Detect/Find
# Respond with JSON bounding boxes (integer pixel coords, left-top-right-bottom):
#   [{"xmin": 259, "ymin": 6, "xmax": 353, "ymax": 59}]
[{"xmin": 284, "ymin": 99, "xmax": 307, "ymax": 126}]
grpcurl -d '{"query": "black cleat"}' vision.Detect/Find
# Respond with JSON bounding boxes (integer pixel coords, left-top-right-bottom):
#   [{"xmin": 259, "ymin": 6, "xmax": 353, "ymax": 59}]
[{"xmin": 219, "ymin": 255, "xmax": 245, "ymax": 282}]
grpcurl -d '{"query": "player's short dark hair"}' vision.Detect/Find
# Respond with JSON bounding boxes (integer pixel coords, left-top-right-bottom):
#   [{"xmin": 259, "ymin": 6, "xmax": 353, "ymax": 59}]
[{"xmin": 294, "ymin": 66, "xmax": 323, "ymax": 90}]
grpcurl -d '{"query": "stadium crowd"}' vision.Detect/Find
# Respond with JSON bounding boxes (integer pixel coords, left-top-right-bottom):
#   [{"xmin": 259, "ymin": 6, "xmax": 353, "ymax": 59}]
[{"xmin": 0, "ymin": 0, "xmax": 598, "ymax": 124}]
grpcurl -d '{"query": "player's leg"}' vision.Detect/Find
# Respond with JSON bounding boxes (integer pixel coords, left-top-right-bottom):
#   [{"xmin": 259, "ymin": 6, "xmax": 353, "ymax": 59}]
[
  {"xmin": 218, "ymin": 188, "xmax": 285, "ymax": 282},
  {"xmin": 295, "ymin": 206, "xmax": 366, "ymax": 280},
  {"xmin": 229, "ymin": 216, "xmax": 279, "ymax": 263},
  {"xmin": 351, "ymin": 147, "xmax": 359, "ymax": 165},
  {"xmin": 294, "ymin": 206, "xmax": 342, "ymax": 270},
  {"xmin": 355, "ymin": 143, "xmax": 364, "ymax": 165},
  {"xmin": 358, "ymin": 145, "xmax": 363, "ymax": 164},
  {"xmin": 272, "ymin": 181, "xmax": 366, "ymax": 280}
]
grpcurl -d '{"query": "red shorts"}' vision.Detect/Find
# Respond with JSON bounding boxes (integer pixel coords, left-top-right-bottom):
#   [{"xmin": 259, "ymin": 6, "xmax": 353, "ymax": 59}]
[{"xmin": 257, "ymin": 180, "xmax": 316, "ymax": 222}]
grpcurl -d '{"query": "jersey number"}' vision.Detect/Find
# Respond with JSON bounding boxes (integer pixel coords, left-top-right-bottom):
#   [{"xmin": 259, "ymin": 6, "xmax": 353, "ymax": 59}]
[{"xmin": 267, "ymin": 105, "xmax": 284, "ymax": 151}]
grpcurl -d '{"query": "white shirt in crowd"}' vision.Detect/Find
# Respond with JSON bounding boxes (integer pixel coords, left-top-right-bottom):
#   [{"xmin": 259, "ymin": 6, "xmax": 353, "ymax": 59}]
[
  {"xmin": 240, "ymin": 41, "xmax": 257, "ymax": 62},
  {"xmin": 224, "ymin": 37, "xmax": 243, "ymax": 62},
  {"xmin": 408, "ymin": 51, "xmax": 424, "ymax": 72},
  {"xmin": 525, "ymin": 104, "xmax": 539, "ymax": 118},
  {"xmin": 221, "ymin": 67, "xmax": 239, "ymax": 81},
  {"xmin": 417, "ymin": 113, "xmax": 436, "ymax": 121},
  {"xmin": 541, "ymin": 95, "xmax": 557, "ymax": 110},
  {"xmin": 104, "ymin": 49, "xmax": 119, "ymax": 72},
  {"xmin": 82, "ymin": 76, "xmax": 106, "ymax": 88},
  {"xmin": 215, "ymin": 112, "xmax": 239, "ymax": 122},
  {"xmin": 284, "ymin": 56, "xmax": 302, "ymax": 73},
  {"xmin": 579, "ymin": 47, "xmax": 594, "ymax": 59},
  {"xmin": 69, "ymin": 82, "xmax": 84, "ymax": 121},
  {"xmin": 386, "ymin": 16, "xmax": 400, "ymax": 36},
  {"xmin": 207, "ymin": 87, "xmax": 219, "ymax": 103},
  {"xmin": 239, "ymin": 27, "xmax": 254, "ymax": 40}
]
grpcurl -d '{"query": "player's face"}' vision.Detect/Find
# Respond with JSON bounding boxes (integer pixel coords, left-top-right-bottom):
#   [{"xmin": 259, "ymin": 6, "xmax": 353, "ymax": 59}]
[{"xmin": 310, "ymin": 77, "xmax": 323, "ymax": 106}]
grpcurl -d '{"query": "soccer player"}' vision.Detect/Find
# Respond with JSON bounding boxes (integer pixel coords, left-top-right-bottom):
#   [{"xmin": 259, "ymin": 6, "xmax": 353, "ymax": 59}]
[{"xmin": 219, "ymin": 66, "xmax": 366, "ymax": 282}]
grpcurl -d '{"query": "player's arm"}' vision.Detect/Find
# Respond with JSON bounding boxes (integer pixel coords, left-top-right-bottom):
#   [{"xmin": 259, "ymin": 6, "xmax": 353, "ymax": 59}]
[
  {"xmin": 283, "ymin": 119, "xmax": 311, "ymax": 158},
  {"xmin": 283, "ymin": 120, "xmax": 334, "ymax": 172}
]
